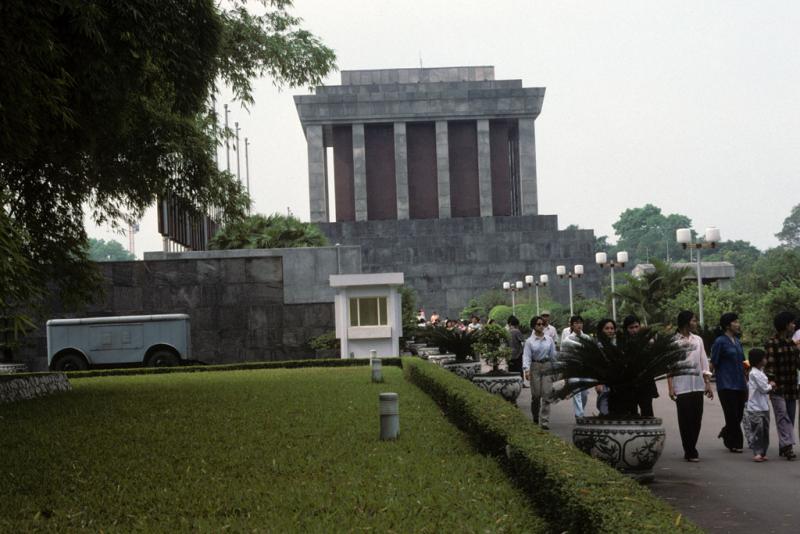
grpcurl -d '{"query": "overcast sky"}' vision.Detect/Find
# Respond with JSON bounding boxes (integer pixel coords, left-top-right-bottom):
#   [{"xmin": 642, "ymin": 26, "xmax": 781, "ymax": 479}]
[{"xmin": 87, "ymin": 0, "xmax": 800, "ymax": 257}]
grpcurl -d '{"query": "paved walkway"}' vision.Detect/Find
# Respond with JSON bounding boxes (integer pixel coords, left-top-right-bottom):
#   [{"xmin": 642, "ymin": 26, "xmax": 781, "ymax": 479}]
[{"xmin": 516, "ymin": 381, "xmax": 800, "ymax": 533}]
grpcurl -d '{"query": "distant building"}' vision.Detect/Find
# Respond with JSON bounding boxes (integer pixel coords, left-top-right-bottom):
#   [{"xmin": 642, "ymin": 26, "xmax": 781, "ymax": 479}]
[
  {"xmin": 294, "ymin": 66, "xmax": 600, "ymax": 317},
  {"xmin": 631, "ymin": 261, "xmax": 735, "ymax": 290}
]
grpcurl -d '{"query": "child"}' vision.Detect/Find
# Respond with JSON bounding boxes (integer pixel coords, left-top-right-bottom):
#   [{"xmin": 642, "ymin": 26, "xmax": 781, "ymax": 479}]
[{"xmin": 743, "ymin": 349, "xmax": 776, "ymax": 462}]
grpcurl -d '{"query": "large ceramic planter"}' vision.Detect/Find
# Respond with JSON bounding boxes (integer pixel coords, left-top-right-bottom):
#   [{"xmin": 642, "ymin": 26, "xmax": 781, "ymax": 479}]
[
  {"xmin": 572, "ymin": 416, "xmax": 666, "ymax": 483},
  {"xmin": 443, "ymin": 360, "xmax": 482, "ymax": 380},
  {"xmin": 472, "ymin": 373, "xmax": 523, "ymax": 403}
]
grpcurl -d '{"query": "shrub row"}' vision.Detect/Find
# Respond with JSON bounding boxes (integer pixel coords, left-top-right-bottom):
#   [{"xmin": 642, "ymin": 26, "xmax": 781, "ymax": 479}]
[
  {"xmin": 403, "ymin": 358, "xmax": 701, "ymax": 533},
  {"xmin": 35, "ymin": 357, "xmax": 403, "ymax": 379}
]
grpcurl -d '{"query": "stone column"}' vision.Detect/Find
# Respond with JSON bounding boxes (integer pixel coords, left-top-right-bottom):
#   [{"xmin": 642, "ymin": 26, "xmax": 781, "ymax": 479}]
[
  {"xmin": 477, "ymin": 119, "xmax": 492, "ymax": 217},
  {"xmin": 352, "ymin": 123, "xmax": 368, "ymax": 221},
  {"xmin": 306, "ymin": 124, "xmax": 328, "ymax": 223},
  {"xmin": 435, "ymin": 120, "xmax": 451, "ymax": 219},
  {"xmin": 394, "ymin": 122, "xmax": 409, "ymax": 220},
  {"xmin": 518, "ymin": 118, "xmax": 538, "ymax": 216}
]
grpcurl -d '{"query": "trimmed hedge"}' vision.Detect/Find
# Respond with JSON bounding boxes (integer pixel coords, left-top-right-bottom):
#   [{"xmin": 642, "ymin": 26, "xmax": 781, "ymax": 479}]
[
  {"xmin": 31, "ymin": 357, "xmax": 402, "ymax": 380},
  {"xmin": 403, "ymin": 358, "xmax": 701, "ymax": 533}
]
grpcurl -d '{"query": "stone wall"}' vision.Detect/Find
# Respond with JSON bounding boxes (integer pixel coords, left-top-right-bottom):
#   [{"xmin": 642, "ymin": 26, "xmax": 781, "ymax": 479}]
[
  {"xmin": 320, "ymin": 215, "xmax": 600, "ymax": 319},
  {"xmin": 0, "ymin": 373, "xmax": 71, "ymax": 404},
  {"xmin": 18, "ymin": 248, "xmax": 361, "ymax": 371}
]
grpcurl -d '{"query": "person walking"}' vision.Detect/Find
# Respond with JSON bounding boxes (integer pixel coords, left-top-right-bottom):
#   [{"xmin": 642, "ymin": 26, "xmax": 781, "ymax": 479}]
[
  {"xmin": 594, "ymin": 318, "xmax": 617, "ymax": 416},
  {"xmin": 540, "ymin": 311, "xmax": 559, "ymax": 349},
  {"xmin": 743, "ymin": 348, "xmax": 775, "ymax": 462},
  {"xmin": 710, "ymin": 312, "xmax": 747, "ymax": 453},
  {"xmin": 764, "ymin": 311, "xmax": 800, "ymax": 460},
  {"xmin": 561, "ymin": 315, "xmax": 591, "ymax": 420},
  {"xmin": 506, "ymin": 315, "xmax": 526, "ymax": 384},
  {"xmin": 622, "ymin": 314, "xmax": 659, "ymax": 417},
  {"xmin": 523, "ymin": 316, "xmax": 557, "ymax": 429},
  {"xmin": 667, "ymin": 310, "xmax": 713, "ymax": 462}
]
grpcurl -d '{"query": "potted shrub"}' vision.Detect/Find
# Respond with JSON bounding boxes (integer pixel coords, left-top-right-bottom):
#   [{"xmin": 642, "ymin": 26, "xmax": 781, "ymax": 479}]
[
  {"xmin": 471, "ymin": 323, "xmax": 523, "ymax": 403},
  {"xmin": 547, "ymin": 330, "xmax": 694, "ymax": 482},
  {"xmin": 427, "ymin": 326, "xmax": 481, "ymax": 378}
]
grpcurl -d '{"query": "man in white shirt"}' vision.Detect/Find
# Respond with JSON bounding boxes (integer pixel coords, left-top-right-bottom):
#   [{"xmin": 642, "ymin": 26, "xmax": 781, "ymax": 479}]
[
  {"xmin": 540, "ymin": 310, "xmax": 558, "ymax": 348},
  {"xmin": 523, "ymin": 316, "xmax": 557, "ymax": 429}
]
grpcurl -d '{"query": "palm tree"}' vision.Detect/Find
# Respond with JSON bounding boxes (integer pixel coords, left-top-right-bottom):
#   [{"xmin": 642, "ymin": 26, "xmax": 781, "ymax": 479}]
[{"xmin": 614, "ymin": 259, "xmax": 691, "ymax": 326}]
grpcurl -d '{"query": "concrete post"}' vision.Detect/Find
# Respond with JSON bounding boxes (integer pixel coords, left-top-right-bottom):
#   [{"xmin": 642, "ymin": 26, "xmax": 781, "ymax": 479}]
[
  {"xmin": 394, "ymin": 122, "xmax": 409, "ymax": 220},
  {"xmin": 435, "ymin": 120, "xmax": 451, "ymax": 219},
  {"xmin": 477, "ymin": 119, "xmax": 492, "ymax": 217},
  {"xmin": 370, "ymin": 349, "xmax": 383, "ymax": 382},
  {"xmin": 379, "ymin": 392, "xmax": 399, "ymax": 440},
  {"xmin": 352, "ymin": 123, "xmax": 368, "ymax": 221},
  {"xmin": 306, "ymin": 124, "xmax": 328, "ymax": 222},
  {"xmin": 518, "ymin": 118, "xmax": 539, "ymax": 216}
]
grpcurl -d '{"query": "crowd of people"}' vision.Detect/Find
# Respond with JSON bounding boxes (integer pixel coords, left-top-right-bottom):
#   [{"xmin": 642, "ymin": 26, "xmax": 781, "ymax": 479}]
[
  {"xmin": 516, "ymin": 309, "xmax": 800, "ymax": 463},
  {"xmin": 415, "ymin": 305, "xmax": 800, "ymax": 462}
]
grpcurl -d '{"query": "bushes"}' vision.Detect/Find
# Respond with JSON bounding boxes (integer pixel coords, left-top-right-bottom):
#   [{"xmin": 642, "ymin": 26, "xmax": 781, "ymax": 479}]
[
  {"xmin": 58, "ymin": 357, "xmax": 402, "ymax": 379},
  {"xmin": 403, "ymin": 358, "xmax": 701, "ymax": 533}
]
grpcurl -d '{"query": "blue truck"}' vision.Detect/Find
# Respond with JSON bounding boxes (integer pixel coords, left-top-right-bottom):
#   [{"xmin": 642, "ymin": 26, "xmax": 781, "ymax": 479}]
[{"xmin": 47, "ymin": 314, "xmax": 191, "ymax": 371}]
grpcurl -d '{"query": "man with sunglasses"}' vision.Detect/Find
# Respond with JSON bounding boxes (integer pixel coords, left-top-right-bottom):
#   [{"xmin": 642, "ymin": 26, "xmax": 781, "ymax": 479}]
[{"xmin": 523, "ymin": 315, "xmax": 557, "ymax": 429}]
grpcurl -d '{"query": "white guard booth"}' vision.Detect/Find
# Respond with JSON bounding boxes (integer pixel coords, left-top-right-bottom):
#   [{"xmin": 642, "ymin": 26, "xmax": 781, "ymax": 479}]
[{"xmin": 330, "ymin": 273, "xmax": 404, "ymax": 359}]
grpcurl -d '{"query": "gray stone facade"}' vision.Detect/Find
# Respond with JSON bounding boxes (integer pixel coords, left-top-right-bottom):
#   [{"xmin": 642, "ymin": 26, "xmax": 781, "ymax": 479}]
[
  {"xmin": 295, "ymin": 66, "xmax": 545, "ymax": 223},
  {"xmin": 320, "ymin": 216, "xmax": 600, "ymax": 319},
  {"xmin": 18, "ymin": 247, "xmax": 361, "ymax": 371}
]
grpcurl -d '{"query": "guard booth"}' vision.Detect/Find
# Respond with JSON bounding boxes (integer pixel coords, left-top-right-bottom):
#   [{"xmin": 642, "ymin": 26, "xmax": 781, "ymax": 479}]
[{"xmin": 330, "ymin": 273, "xmax": 404, "ymax": 359}]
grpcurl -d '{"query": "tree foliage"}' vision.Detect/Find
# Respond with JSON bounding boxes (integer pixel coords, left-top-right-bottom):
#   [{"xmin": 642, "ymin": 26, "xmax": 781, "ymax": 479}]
[
  {"xmin": 209, "ymin": 213, "xmax": 328, "ymax": 249},
  {"xmin": 0, "ymin": 0, "xmax": 336, "ymax": 351},
  {"xmin": 460, "ymin": 289, "xmax": 508, "ymax": 320},
  {"xmin": 775, "ymin": 203, "xmax": 800, "ymax": 248},
  {"xmin": 613, "ymin": 259, "xmax": 692, "ymax": 326},
  {"xmin": 87, "ymin": 238, "xmax": 136, "ymax": 262},
  {"xmin": 612, "ymin": 204, "xmax": 692, "ymax": 264}
]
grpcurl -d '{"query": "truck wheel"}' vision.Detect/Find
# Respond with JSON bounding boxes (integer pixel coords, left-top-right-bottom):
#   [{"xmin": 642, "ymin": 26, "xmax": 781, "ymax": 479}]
[
  {"xmin": 147, "ymin": 349, "xmax": 180, "ymax": 367},
  {"xmin": 52, "ymin": 352, "xmax": 88, "ymax": 372}
]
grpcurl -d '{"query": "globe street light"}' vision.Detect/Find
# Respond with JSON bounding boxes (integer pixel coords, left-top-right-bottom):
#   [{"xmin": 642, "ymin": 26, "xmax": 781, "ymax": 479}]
[
  {"xmin": 503, "ymin": 280, "xmax": 524, "ymax": 315},
  {"xmin": 525, "ymin": 274, "xmax": 549, "ymax": 316},
  {"xmin": 676, "ymin": 227, "xmax": 720, "ymax": 327},
  {"xmin": 595, "ymin": 251, "xmax": 628, "ymax": 322},
  {"xmin": 556, "ymin": 265, "xmax": 583, "ymax": 316}
]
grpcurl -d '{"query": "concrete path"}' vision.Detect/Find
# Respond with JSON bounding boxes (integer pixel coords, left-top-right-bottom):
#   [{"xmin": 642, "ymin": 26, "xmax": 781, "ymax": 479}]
[{"xmin": 516, "ymin": 381, "xmax": 800, "ymax": 533}]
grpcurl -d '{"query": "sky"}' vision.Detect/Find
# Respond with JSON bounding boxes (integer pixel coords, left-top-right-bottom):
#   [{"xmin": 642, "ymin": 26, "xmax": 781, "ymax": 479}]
[{"xmin": 87, "ymin": 0, "xmax": 800, "ymax": 258}]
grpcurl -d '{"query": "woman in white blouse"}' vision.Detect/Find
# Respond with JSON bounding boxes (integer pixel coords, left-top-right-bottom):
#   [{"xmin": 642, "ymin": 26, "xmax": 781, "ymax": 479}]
[{"xmin": 668, "ymin": 310, "xmax": 714, "ymax": 462}]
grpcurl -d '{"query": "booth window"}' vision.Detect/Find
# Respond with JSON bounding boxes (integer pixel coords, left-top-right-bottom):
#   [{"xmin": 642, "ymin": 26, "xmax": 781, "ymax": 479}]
[{"xmin": 349, "ymin": 297, "xmax": 388, "ymax": 326}]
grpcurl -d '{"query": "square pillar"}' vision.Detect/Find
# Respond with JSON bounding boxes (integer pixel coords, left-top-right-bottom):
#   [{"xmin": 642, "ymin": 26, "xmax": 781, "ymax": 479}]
[
  {"xmin": 518, "ymin": 118, "xmax": 538, "ymax": 216},
  {"xmin": 435, "ymin": 120, "xmax": 451, "ymax": 219},
  {"xmin": 477, "ymin": 119, "xmax": 493, "ymax": 217},
  {"xmin": 306, "ymin": 124, "xmax": 328, "ymax": 223},
  {"xmin": 394, "ymin": 122, "xmax": 409, "ymax": 220},
  {"xmin": 352, "ymin": 123, "xmax": 368, "ymax": 221}
]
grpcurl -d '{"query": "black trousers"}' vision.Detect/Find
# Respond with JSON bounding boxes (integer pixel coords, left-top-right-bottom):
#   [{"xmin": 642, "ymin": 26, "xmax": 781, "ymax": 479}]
[
  {"xmin": 676, "ymin": 391, "xmax": 704, "ymax": 459},
  {"xmin": 718, "ymin": 388, "xmax": 747, "ymax": 450}
]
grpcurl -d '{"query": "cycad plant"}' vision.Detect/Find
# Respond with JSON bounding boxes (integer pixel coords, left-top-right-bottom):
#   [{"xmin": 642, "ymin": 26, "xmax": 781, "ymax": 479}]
[
  {"xmin": 546, "ymin": 330, "xmax": 695, "ymax": 417},
  {"xmin": 427, "ymin": 326, "xmax": 476, "ymax": 363}
]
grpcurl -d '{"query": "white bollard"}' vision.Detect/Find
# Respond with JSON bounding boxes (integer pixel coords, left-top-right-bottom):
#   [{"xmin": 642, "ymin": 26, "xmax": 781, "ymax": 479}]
[
  {"xmin": 370, "ymin": 349, "xmax": 383, "ymax": 382},
  {"xmin": 379, "ymin": 392, "xmax": 399, "ymax": 440}
]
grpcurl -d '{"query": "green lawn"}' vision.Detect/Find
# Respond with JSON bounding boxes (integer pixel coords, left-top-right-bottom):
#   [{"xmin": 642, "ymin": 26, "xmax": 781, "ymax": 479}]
[{"xmin": 1, "ymin": 366, "xmax": 546, "ymax": 532}]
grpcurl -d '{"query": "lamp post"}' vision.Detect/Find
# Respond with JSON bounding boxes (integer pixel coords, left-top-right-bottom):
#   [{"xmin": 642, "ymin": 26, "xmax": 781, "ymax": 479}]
[
  {"xmin": 503, "ymin": 280, "xmax": 524, "ymax": 315},
  {"xmin": 595, "ymin": 251, "xmax": 628, "ymax": 322},
  {"xmin": 556, "ymin": 265, "xmax": 583, "ymax": 316},
  {"xmin": 676, "ymin": 227, "xmax": 720, "ymax": 328},
  {"xmin": 525, "ymin": 274, "xmax": 549, "ymax": 316}
]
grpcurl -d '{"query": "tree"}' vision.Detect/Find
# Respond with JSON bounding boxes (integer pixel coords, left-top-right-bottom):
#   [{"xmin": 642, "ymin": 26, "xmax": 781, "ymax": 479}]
[
  {"xmin": 460, "ymin": 289, "xmax": 509, "ymax": 320},
  {"xmin": 702, "ymin": 240, "xmax": 762, "ymax": 276},
  {"xmin": 87, "ymin": 238, "xmax": 136, "ymax": 262},
  {"xmin": 209, "ymin": 213, "xmax": 328, "ymax": 249},
  {"xmin": 612, "ymin": 204, "xmax": 692, "ymax": 265},
  {"xmin": 613, "ymin": 259, "xmax": 692, "ymax": 326},
  {"xmin": 0, "ymin": 0, "xmax": 336, "ymax": 348},
  {"xmin": 775, "ymin": 203, "xmax": 800, "ymax": 248}
]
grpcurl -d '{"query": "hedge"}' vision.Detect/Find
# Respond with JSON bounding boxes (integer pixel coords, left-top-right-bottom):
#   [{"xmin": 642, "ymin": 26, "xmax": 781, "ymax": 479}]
[
  {"xmin": 19, "ymin": 357, "xmax": 402, "ymax": 380},
  {"xmin": 403, "ymin": 358, "xmax": 701, "ymax": 533}
]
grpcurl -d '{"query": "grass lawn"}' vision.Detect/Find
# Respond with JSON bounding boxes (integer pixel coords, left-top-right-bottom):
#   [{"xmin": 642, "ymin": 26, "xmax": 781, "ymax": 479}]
[{"xmin": 1, "ymin": 366, "xmax": 546, "ymax": 532}]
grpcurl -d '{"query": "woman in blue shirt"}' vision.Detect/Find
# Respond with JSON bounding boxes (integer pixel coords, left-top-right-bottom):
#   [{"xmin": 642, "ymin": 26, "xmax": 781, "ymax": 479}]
[{"xmin": 710, "ymin": 312, "xmax": 747, "ymax": 452}]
